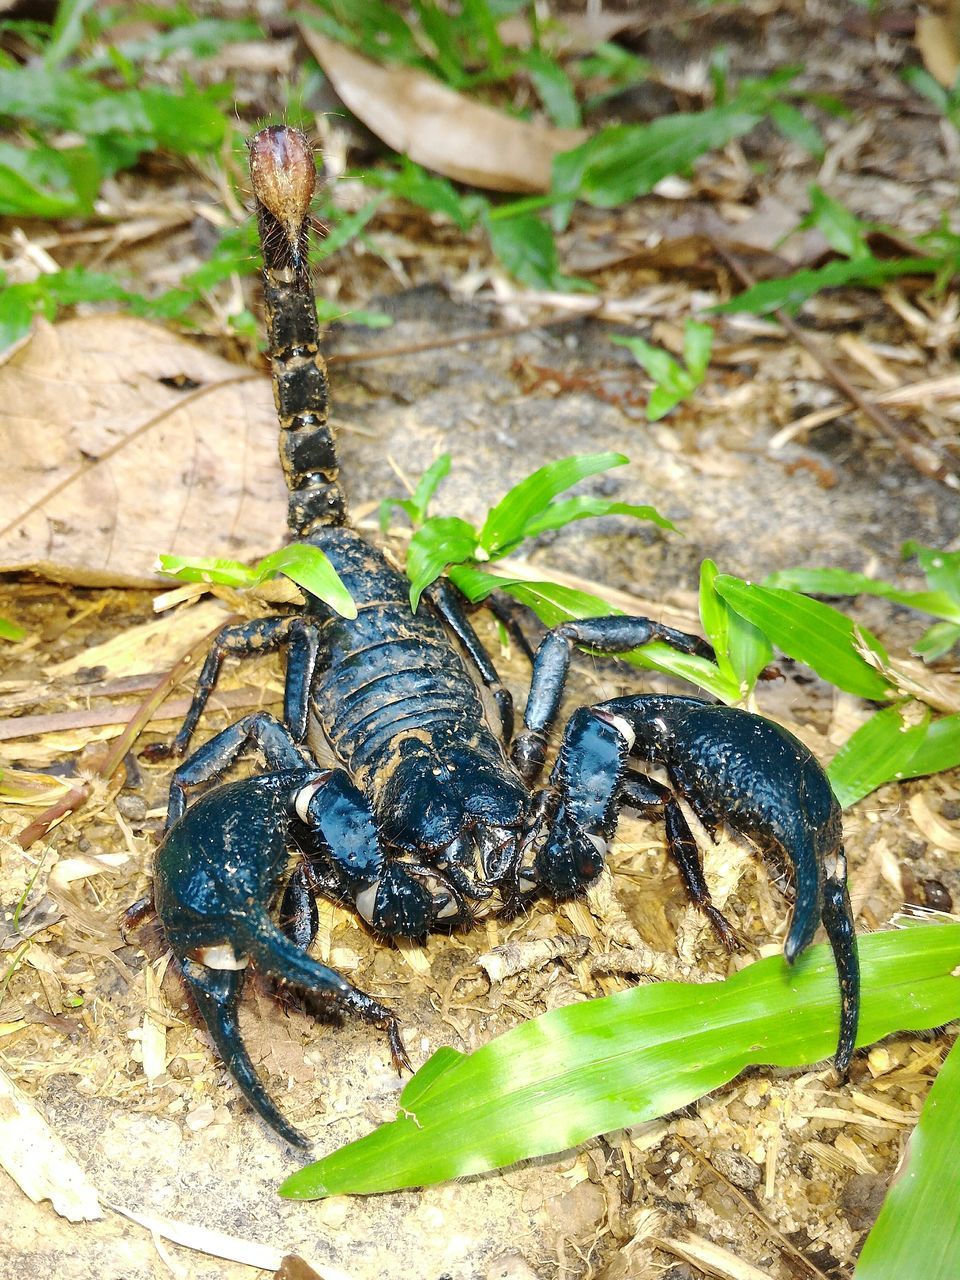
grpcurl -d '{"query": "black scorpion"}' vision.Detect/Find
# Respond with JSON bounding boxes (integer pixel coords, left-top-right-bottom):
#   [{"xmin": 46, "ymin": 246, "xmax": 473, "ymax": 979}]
[{"xmin": 142, "ymin": 126, "xmax": 860, "ymax": 1148}]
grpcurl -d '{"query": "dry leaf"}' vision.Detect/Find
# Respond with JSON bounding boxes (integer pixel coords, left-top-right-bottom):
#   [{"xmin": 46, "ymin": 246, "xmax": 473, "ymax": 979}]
[
  {"xmin": 302, "ymin": 30, "xmax": 586, "ymax": 193},
  {"xmin": 0, "ymin": 316, "xmax": 285, "ymax": 586},
  {"xmin": 0, "ymin": 1065, "xmax": 102, "ymax": 1222},
  {"xmin": 916, "ymin": 10, "xmax": 960, "ymax": 87}
]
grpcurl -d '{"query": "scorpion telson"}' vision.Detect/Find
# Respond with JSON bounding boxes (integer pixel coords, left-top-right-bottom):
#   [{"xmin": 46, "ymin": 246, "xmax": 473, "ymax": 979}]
[{"xmin": 142, "ymin": 125, "xmax": 860, "ymax": 1147}]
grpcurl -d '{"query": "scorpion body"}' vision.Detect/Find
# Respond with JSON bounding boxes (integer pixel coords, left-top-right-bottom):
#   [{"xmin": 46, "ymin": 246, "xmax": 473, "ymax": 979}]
[{"xmin": 145, "ymin": 126, "xmax": 860, "ymax": 1147}]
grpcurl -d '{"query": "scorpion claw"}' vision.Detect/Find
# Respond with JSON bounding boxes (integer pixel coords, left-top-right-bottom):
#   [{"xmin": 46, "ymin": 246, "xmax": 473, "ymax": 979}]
[{"xmin": 180, "ymin": 959, "xmax": 310, "ymax": 1149}]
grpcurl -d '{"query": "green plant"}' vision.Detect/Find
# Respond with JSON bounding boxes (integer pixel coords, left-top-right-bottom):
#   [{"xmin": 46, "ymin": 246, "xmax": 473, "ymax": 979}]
[
  {"xmin": 280, "ymin": 922, "xmax": 960, "ymax": 1199},
  {"xmin": 612, "ymin": 319, "xmax": 713, "ymax": 420},
  {"xmin": 157, "ymin": 544, "xmax": 356, "ymax": 618}
]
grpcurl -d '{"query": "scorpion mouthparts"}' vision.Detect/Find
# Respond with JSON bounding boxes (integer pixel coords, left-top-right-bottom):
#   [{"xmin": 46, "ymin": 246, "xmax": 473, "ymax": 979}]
[{"xmin": 249, "ymin": 125, "xmax": 316, "ymax": 243}]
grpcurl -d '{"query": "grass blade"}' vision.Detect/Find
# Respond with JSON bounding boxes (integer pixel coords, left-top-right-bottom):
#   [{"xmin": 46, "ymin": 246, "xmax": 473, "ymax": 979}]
[
  {"xmin": 714, "ymin": 576, "xmax": 894, "ymax": 701},
  {"xmin": 280, "ymin": 924, "xmax": 960, "ymax": 1199},
  {"xmin": 827, "ymin": 704, "xmax": 931, "ymax": 808},
  {"xmin": 853, "ymin": 1037, "xmax": 960, "ymax": 1280},
  {"xmin": 478, "ymin": 453, "xmax": 627, "ymax": 556},
  {"xmin": 766, "ymin": 567, "xmax": 960, "ymax": 625}
]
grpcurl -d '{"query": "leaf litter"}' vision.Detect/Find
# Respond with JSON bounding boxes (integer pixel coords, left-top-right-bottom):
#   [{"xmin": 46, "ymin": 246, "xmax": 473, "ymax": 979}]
[{"xmin": 1, "ymin": 4, "xmax": 960, "ymax": 1280}]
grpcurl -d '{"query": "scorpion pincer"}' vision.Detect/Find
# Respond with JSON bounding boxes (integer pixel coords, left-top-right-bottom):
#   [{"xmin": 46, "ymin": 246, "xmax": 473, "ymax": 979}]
[{"xmin": 140, "ymin": 125, "xmax": 860, "ymax": 1147}]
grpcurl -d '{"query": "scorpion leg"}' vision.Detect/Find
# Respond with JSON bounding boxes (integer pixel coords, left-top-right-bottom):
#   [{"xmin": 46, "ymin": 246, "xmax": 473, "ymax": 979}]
[
  {"xmin": 427, "ymin": 579, "xmax": 514, "ymax": 743},
  {"xmin": 511, "ymin": 616, "xmax": 713, "ymax": 782},
  {"xmin": 618, "ymin": 770, "xmax": 739, "ymax": 950},
  {"xmin": 143, "ymin": 615, "xmax": 323, "ymax": 762}
]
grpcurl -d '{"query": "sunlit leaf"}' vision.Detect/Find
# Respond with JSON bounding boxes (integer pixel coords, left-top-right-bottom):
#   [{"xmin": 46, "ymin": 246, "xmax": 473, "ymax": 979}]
[
  {"xmin": 407, "ymin": 516, "xmax": 480, "ymax": 610},
  {"xmin": 903, "ymin": 541, "xmax": 960, "ymax": 601},
  {"xmin": 280, "ymin": 924, "xmax": 960, "ymax": 1199},
  {"xmin": 913, "ymin": 621, "xmax": 960, "ymax": 662},
  {"xmin": 0, "ymin": 616, "xmax": 26, "ymax": 642},
  {"xmin": 853, "ymin": 1037, "xmax": 960, "ymax": 1280},
  {"xmin": 714, "ymin": 577, "xmax": 894, "ymax": 701},
  {"xmin": 522, "ymin": 497, "xmax": 675, "ymax": 539},
  {"xmin": 894, "ymin": 714, "xmax": 960, "ymax": 781},
  {"xmin": 478, "ymin": 452, "xmax": 627, "ymax": 556},
  {"xmin": 827, "ymin": 704, "xmax": 931, "ymax": 809},
  {"xmin": 765, "ymin": 567, "xmax": 960, "ymax": 624},
  {"xmin": 156, "ymin": 545, "xmax": 356, "ymax": 618}
]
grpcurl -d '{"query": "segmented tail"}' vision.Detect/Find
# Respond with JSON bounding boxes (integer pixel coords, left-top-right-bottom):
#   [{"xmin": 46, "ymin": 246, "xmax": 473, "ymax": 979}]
[{"xmin": 249, "ymin": 126, "xmax": 347, "ymax": 533}]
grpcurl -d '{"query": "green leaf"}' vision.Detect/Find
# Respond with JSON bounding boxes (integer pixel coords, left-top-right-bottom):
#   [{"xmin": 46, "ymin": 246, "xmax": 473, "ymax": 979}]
[
  {"xmin": 0, "ymin": 616, "xmax": 25, "ymax": 642},
  {"xmin": 903, "ymin": 541, "xmax": 960, "ymax": 601},
  {"xmin": 827, "ymin": 704, "xmax": 931, "ymax": 809},
  {"xmin": 894, "ymin": 714, "xmax": 960, "ymax": 782},
  {"xmin": 0, "ymin": 141, "xmax": 97, "ymax": 217},
  {"xmin": 280, "ymin": 924, "xmax": 960, "ymax": 1199},
  {"xmin": 478, "ymin": 452, "xmax": 628, "ymax": 557},
  {"xmin": 765, "ymin": 566, "xmax": 960, "ymax": 625},
  {"xmin": 853, "ymin": 1036, "xmax": 960, "ymax": 1280},
  {"xmin": 802, "ymin": 185, "xmax": 872, "ymax": 258},
  {"xmin": 914, "ymin": 621, "xmax": 960, "ymax": 662},
  {"xmin": 407, "ymin": 516, "xmax": 480, "ymax": 610},
  {"xmin": 156, "ymin": 545, "xmax": 356, "ymax": 618},
  {"xmin": 521, "ymin": 497, "xmax": 675, "ymax": 540},
  {"xmin": 714, "ymin": 577, "xmax": 894, "ymax": 701},
  {"xmin": 711, "ymin": 256, "xmax": 937, "ymax": 316},
  {"xmin": 378, "ymin": 454, "xmax": 451, "ymax": 533},
  {"xmin": 698, "ymin": 559, "xmax": 736, "ymax": 684},
  {"xmin": 484, "ymin": 210, "xmax": 577, "ymax": 291},
  {"xmin": 613, "ymin": 322, "xmax": 712, "ymax": 421},
  {"xmin": 551, "ymin": 105, "xmax": 763, "ymax": 228},
  {"xmin": 522, "ymin": 48, "xmax": 581, "ymax": 129},
  {"xmin": 767, "ymin": 100, "xmax": 824, "ymax": 159}
]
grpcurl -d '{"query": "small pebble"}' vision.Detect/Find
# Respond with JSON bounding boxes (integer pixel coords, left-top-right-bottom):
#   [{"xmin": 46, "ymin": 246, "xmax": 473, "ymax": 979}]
[
  {"xmin": 712, "ymin": 1148, "xmax": 761, "ymax": 1190},
  {"xmin": 116, "ymin": 794, "xmax": 147, "ymax": 822}
]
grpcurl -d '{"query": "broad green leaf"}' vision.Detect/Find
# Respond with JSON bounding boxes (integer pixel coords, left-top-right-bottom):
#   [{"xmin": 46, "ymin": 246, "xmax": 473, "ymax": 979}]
[
  {"xmin": 914, "ymin": 621, "xmax": 960, "ymax": 662},
  {"xmin": 521, "ymin": 497, "xmax": 675, "ymax": 540},
  {"xmin": 280, "ymin": 924, "xmax": 960, "ymax": 1199},
  {"xmin": 682, "ymin": 318, "xmax": 714, "ymax": 378},
  {"xmin": 698, "ymin": 559, "xmax": 736, "ymax": 684},
  {"xmin": 251, "ymin": 546, "xmax": 356, "ymax": 619},
  {"xmin": 156, "ymin": 545, "xmax": 356, "ymax": 618},
  {"xmin": 478, "ymin": 453, "xmax": 628, "ymax": 557},
  {"xmin": 522, "ymin": 48, "xmax": 581, "ymax": 128},
  {"xmin": 894, "ymin": 714, "xmax": 960, "ymax": 781},
  {"xmin": 802, "ymin": 185, "xmax": 872, "ymax": 258},
  {"xmin": 551, "ymin": 106, "xmax": 763, "ymax": 228},
  {"xmin": 903, "ymin": 541, "xmax": 960, "ymax": 600},
  {"xmin": 407, "ymin": 516, "xmax": 480, "ymax": 610},
  {"xmin": 854, "ymin": 1037, "xmax": 960, "ymax": 1280},
  {"xmin": 711, "ymin": 256, "xmax": 936, "ymax": 316},
  {"xmin": 484, "ymin": 211, "xmax": 579, "ymax": 291},
  {"xmin": 768, "ymin": 100, "xmax": 824, "ymax": 158},
  {"xmin": 715, "ymin": 577, "xmax": 894, "ymax": 701},
  {"xmin": 765, "ymin": 567, "xmax": 960, "ymax": 624},
  {"xmin": 827, "ymin": 704, "xmax": 931, "ymax": 809},
  {"xmin": 0, "ymin": 142, "xmax": 94, "ymax": 217},
  {"xmin": 0, "ymin": 616, "xmax": 25, "ymax": 642}
]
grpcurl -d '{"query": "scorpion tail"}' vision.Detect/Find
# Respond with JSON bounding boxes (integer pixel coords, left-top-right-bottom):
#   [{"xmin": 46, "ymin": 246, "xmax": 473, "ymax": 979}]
[
  {"xmin": 820, "ymin": 850, "xmax": 860, "ymax": 1075},
  {"xmin": 181, "ymin": 957, "xmax": 310, "ymax": 1149},
  {"xmin": 249, "ymin": 126, "xmax": 347, "ymax": 535}
]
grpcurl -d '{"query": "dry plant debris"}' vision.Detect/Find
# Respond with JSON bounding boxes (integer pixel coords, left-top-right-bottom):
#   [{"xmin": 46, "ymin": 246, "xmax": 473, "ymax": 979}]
[{"xmin": 1, "ymin": 3, "xmax": 959, "ymax": 1280}]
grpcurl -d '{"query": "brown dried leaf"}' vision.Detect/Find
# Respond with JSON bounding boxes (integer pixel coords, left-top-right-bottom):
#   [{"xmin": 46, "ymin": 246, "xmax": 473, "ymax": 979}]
[
  {"xmin": 302, "ymin": 29, "xmax": 586, "ymax": 193},
  {"xmin": 0, "ymin": 316, "xmax": 286, "ymax": 586},
  {"xmin": 916, "ymin": 10, "xmax": 960, "ymax": 88}
]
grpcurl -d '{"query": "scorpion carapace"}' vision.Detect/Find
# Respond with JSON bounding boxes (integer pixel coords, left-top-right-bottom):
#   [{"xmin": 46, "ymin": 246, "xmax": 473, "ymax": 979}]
[{"xmin": 144, "ymin": 124, "xmax": 860, "ymax": 1147}]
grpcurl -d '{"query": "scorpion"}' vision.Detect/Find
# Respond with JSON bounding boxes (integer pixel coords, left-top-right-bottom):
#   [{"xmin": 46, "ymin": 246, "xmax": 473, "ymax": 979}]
[{"xmin": 141, "ymin": 125, "xmax": 860, "ymax": 1148}]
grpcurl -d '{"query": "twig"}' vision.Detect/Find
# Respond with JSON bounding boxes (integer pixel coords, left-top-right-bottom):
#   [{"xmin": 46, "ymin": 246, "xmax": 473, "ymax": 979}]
[
  {"xmin": 673, "ymin": 1135, "xmax": 835, "ymax": 1280},
  {"xmin": 711, "ymin": 242, "xmax": 960, "ymax": 491}
]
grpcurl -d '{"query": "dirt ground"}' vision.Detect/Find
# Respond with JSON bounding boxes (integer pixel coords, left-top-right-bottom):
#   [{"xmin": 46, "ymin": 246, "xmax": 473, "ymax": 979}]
[{"xmin": 2, "ymin": 4, "xmax": 959, "ymax": 1279}]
